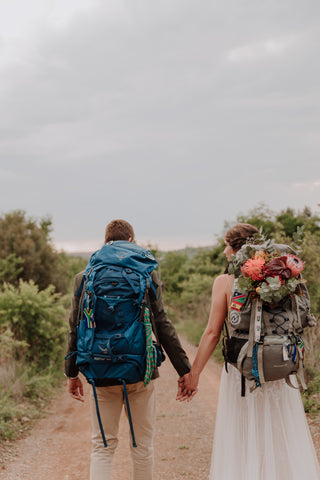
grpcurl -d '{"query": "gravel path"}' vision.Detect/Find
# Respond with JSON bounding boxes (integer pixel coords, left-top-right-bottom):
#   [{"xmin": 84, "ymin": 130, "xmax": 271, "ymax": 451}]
[{"xmin": 0, "ymin": 340, "xmax": 319, "ymax": 479}]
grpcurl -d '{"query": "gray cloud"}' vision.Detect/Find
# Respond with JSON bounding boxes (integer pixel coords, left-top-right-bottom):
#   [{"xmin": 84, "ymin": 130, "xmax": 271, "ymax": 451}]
[{"xmin": 0, "ymin": 0, "xmax": 320, "ymax": 249}]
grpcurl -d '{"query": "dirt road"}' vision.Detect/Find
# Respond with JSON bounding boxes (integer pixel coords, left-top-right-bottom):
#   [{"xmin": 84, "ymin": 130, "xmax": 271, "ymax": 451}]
[{"xmin": 1, "ymin": 340, "xmax": 319, "ymax": 480}]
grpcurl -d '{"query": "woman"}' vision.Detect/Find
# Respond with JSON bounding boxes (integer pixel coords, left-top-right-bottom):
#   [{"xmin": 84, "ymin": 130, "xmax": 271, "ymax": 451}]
[{"xmin": 177, "ymin": 223, "xmax": 320, "ymax": 479}]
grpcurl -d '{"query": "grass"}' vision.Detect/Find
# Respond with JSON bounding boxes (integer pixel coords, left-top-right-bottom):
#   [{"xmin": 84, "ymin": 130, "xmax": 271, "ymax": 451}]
[
  {"xmin": 0, "ymin": 358, "xmax": 64, "ymax": 446},
  {"xmin": 302, "ymin": 367, "xmax": 320, "ymax": 416}
]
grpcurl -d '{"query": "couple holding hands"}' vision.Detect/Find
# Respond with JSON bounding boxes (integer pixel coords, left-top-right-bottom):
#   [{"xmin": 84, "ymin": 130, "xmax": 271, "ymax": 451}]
[{"xmin": 65, "ymin": 220, "xmax": 320, "ymax": 480}]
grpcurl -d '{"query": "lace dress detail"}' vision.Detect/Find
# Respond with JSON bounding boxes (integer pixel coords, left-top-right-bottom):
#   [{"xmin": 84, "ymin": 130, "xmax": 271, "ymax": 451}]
[{"xmin": 210, "ymin": 365, "xmax": 320, "ymax": 479}]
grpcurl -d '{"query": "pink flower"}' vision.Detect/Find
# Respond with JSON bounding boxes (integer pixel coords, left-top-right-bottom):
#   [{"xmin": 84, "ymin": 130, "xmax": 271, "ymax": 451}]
[
  {"xmin": 242, "ymin": 257, "xmax": 265, "ymax": 281},
  {"xmin": 284, "ymin": 254, "xmax": 304, "ymax": 277}
]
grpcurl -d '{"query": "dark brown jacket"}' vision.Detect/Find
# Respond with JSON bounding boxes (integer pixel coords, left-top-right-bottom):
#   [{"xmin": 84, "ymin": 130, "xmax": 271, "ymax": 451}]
[{"xmin": 65, "ymin": 269, "xmax": 190, "ymax": 385}]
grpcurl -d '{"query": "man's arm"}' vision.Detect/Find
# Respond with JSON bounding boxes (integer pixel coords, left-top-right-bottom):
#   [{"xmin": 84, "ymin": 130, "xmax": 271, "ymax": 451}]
[
  {"xmin": 150, "ymin": 270, "xmax": 191, "ymax": 377},
  {"xmin": 65, "ymin": 271, "xmax": 85, "ymax": 401}
]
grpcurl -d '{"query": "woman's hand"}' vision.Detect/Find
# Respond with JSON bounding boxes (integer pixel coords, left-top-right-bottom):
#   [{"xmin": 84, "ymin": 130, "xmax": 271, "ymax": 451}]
[{"xmin": 177, "ymin": 275, "xmax": 230, "ymax": 403}]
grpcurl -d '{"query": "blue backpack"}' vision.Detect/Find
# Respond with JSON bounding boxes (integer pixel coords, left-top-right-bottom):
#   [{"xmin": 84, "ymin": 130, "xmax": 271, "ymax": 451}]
[{"xmin": 74, "ymin": 240, "xmax": 160, "ymax": 447}]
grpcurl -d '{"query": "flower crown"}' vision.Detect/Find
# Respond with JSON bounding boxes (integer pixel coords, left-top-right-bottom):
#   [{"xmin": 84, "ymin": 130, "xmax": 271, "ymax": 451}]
[{"xmin": 228, "ymin": 238, "xmax": 305, "ymax": 304}]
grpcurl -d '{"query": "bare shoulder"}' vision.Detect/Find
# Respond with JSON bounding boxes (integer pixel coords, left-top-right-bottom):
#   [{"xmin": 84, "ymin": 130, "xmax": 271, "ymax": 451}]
[
  {"xmin": 213, "ymin": 273, "xmax": 230, "ymax": 286},
  {"xmin": 214, "ymin": 273, "xmax": 228, "ymax": 282},
  {"xmin": 212, "ymin": 274, "xmax": 233, "ymax": 294}
]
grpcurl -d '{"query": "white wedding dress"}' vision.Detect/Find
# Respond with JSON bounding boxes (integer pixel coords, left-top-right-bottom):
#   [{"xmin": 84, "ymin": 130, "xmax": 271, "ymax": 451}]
[{"xmin": 210, "ymin": 365, "xmax": 320, "ymax": 479}]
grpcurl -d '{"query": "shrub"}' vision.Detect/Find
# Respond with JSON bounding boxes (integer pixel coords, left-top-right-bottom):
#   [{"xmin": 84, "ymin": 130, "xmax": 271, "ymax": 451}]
[{"xmin": 0, "ymin": 280, "xmax": 66, "ymax": 367}]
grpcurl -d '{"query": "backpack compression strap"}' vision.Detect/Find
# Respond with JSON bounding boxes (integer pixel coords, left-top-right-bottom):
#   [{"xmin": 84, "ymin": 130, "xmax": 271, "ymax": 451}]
[
  {"xmin": 121, "ymin": 380, "xmax": 137, "ymax": 448},
  {"xmin": 90, "ymin": 379, "xmax": 108, "ymax": 448},
  {"xmin": 90, "ymin": 379, "xmax": 138, "ymax": 449}
]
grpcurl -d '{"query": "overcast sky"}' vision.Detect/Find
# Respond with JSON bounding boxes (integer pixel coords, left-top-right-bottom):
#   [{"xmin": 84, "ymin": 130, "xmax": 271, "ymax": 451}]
[{"xmin": 0, "ymin": 0, "xmax": 319, "ymax": 252}]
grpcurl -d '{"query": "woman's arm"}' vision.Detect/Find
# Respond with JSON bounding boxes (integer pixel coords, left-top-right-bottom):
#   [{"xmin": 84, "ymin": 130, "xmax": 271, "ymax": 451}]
[{"xmin": 177, "ymin": 274, "xmax": 230, "ymax": 401}]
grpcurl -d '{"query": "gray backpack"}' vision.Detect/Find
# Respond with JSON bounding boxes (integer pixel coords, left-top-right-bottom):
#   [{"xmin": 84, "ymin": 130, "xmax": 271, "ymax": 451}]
[{"xmin": 223, "ymin": 244, "xmax": 316, "ymax": 396}]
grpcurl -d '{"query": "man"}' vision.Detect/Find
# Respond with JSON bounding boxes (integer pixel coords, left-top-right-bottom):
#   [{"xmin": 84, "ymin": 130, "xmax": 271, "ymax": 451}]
[{"xmin": 65, "ymin": 219, "xmax": 191, "ymax": 480}]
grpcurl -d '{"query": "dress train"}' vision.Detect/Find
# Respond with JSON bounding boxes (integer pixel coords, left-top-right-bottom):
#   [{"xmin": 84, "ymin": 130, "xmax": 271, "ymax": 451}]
[{"xmin": 210, "ymin": 365, "xmax": 320, "ymax": 479}]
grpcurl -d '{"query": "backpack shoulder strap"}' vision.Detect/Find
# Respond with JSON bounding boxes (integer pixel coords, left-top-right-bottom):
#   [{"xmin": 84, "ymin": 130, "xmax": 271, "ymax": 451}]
[
  {"xmin": 141, "ymin": 278, "xmax": 161, "ymax": 345},
  {"xmin": 76, "ymin": 275, "xmax": 85, "ymax": 297},
  {"xmin": 223, "ymin": 275, "xmax": 236, "ymax": 340}
]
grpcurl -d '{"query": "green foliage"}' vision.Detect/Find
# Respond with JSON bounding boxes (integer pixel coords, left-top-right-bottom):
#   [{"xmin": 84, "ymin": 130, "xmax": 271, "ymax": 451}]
[
  {"xmin": 0, "ymin": 211, "xmax": 89, "ymax": 449},
  {"xmin": 160, "ymin": 251, "xmax": 189, "ymax": 295},
  {"xmin": 180, "ymin": 274, "xmax": 213, "ymax": 303},
  {"xmin": 52, "ymin": 252, "xmax": 87, "ymax": 294},
  {"xmin": 0, "ymin": 210, "xmax": 88, "ymax": 294},
  {"xmin": 276, "ymin": 207, "xmax": 320, "ymax": 239},
  {"xmin": 0, "ymin": 280, "xmax": 66, "ymax": 367},
  {"xmin": 299, "ymin": 231, "xmax": 320, "ymax": 314},
  {"xmin": 236, "ymin": 203, "xmax": 276, "ymax": 236},
  {"xmin": 302, "ymin": 367, "xmax": 320, "ymax": 415},
  {"xmin": 0, "ymin": 281, "xmax": 68, "ymax": 445},
  {"xmin": 188, "ymin": 245, "xmax": 226, "ymax": 277},
  {"xmin": 0, "ymin": 254, "xmax": 24, "ymax": 284},
  {"xmin": 0, "ymin": 328, "xmax": 28, "ymax": 361},
  {"xmin": 0, "ymin": 395, "xmax": 19, "ymax": 440},
  {"xmin": 0, "ymin": 210, "xmax": 59, "ymax": 290},
  {"xmin": 160, "ymin": 245, "xmax": 226, "ymax": 300},
  {"xmin": 0, "ymin": 361, "xmax": 64, "ymax": 442},
  {"xmin": 158, "ymin": 245, "xmax": 226, "ymax": 359},
  {"xmin": 236, "ymin": 203, "xmax": 320, "ymax": 241}
]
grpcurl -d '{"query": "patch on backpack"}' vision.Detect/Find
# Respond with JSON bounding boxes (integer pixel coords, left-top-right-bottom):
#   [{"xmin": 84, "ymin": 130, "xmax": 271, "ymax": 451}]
[
  {"xmin": 230, "ymin": 310, "xmax": 241, "ymax": 326},
  {"xmin": 230, "ymin": 291, "xmax": 246, "ymax": 311},
  {"xmin": 84, "ymin": 308, "xmax": 95, "ymax": 329}
]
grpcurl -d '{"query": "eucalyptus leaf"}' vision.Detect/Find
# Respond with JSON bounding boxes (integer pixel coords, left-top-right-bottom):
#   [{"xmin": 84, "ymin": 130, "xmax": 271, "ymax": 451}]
[{"xmin": 237, "ymin": 277, "xmax": 252, "ymax": 294}]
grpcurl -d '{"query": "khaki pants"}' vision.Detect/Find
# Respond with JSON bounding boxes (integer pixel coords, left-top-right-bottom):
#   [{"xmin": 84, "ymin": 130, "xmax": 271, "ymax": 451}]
[{"xmin": 90, "ymin": 381, "xmax": 156, "ymax": 480}]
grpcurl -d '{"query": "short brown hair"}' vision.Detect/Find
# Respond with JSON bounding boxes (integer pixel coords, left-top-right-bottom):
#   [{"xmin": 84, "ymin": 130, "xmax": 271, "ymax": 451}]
[
  {"xmin": 224, "ymin": 223, "xmax": 259, "ymax": 253},
  {"xmin": 104, "ymin": 219, "xmax": 135, "ymax": 243}
]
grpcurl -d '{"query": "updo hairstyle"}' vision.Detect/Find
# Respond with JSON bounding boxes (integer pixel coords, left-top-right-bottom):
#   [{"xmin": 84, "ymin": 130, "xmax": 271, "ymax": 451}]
[{"xmin": 224, "ymin": 223, "xmax": 259, "ymax": 253}]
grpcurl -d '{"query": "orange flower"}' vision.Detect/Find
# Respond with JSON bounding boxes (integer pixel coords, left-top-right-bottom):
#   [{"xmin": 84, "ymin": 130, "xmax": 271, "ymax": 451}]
[{"xmin": 242, "ymin": 257, "xmax": 265, "ymax": 281}]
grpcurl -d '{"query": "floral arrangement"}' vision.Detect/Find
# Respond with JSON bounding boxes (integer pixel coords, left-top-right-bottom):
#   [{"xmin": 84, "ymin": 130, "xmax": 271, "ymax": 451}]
[{"xmin": 228, "ymin": 238, "xmax": 305, "ymax": 303}]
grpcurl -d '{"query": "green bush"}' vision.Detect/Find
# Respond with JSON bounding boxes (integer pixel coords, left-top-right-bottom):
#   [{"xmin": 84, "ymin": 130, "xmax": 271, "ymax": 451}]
[
  {"xmin": 160, "ymin": 251, "xmax": 189, "ymax": 295},
  {"xmin": 0, "ymin": 317, "xmax": 67, "ymax": 438},
  {"xmin": 0, "ymin": 280, "xmax": 66, "ymax": 367},
  {"xmin": 180, "ymin": 273, "xmax": 213, "ymax": 303},
  {"xmin": 0, "ymin": 211, "xmax": 87, "ymax": 448}
]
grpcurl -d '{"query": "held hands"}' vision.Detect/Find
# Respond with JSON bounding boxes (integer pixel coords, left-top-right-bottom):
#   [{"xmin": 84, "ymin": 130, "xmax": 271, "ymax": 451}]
[
  {"xmin": 176, "ymin": 371, "xmax": 199, "ymax": 402},
  {"xmin": 68, "ymin": 377, "xmax": 84, "ymax": 402}
]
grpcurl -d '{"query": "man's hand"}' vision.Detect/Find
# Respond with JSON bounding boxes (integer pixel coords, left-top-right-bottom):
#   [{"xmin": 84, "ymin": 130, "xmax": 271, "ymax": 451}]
[
  {"xmin": 68, "ymin": 376, "xmax": 84, "ymax": 402},
  {"xmin": 176, "ymin": 372, "xmax": 199, "ymax": 402}
]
